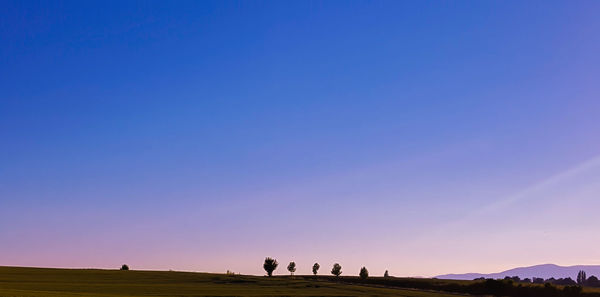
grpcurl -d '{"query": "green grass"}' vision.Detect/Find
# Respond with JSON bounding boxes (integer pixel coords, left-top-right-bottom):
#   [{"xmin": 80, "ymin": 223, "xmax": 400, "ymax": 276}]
[{"xmin": 0, "ymin": 266, "xmax": 465, "ymax": 297}]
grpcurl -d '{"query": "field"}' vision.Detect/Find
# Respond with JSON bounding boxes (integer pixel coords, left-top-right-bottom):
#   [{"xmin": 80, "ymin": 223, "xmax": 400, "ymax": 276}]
[{"xmin": 0, "ymin": 266, "xmax": 463, "ymax": 297}]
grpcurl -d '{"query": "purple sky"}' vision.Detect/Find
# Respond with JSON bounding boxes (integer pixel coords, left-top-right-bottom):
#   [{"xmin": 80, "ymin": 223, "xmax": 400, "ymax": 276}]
[{"xmin": 1, "ymin": 1, "xmax": 600, "ymax": 276}]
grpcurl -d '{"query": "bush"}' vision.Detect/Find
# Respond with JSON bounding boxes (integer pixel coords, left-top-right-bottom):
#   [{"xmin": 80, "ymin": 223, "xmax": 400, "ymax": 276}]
[{"xmin": 120, "ymin": 264, "xmax": 129, "ymax": 270}]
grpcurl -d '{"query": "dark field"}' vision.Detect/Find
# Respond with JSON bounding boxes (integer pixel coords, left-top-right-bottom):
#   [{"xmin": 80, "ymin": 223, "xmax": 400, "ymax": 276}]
[
  {"xmin": 0, "ymin": 266, "xmax": 463, "ymax": 297},
  {"xmin": 4, "ymin": 266, "xmax": 600, "ymax": 297}
]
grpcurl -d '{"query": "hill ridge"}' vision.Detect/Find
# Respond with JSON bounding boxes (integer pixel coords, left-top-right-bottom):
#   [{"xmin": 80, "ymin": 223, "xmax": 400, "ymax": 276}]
[{"xmin": 437, "ymin": 264, "xmax": 600, "ymax": 280}]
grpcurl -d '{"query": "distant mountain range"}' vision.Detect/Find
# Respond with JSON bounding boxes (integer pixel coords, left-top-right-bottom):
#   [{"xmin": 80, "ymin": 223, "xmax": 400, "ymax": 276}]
[{"xmin": 436, "ymin": 264, "xmax": 600, "ymax": 280}]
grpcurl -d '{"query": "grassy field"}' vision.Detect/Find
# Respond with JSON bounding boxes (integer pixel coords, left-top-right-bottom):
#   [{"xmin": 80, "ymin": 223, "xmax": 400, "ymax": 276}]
[{"xmin": 0, "ymin": 266, "xmax": 464, "ymax": 297}]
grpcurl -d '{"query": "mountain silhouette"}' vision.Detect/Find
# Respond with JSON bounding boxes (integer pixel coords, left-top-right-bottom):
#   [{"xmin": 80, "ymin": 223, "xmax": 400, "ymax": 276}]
[{"xmin": 436, "ymin": 264, "xmax": 600, "ymax": 280}]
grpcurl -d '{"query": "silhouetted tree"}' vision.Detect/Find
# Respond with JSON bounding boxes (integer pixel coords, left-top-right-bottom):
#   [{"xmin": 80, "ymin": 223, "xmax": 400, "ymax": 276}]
[
  {"xmin": 587, "ymin": 275, "xmax": 600, "ymax": 287},
  {"xmin": 359, "ymin": 267, "xmax": 368, "ymax": 279},
  {"xmin": 503, "ymin": 276, "xmax": 521, "ymax": 283},
  {"xmin": 331, "ymin": 263, "xmax": 342, "ymax": 277},
  {"xmin": 533, "ymin": 277, "xmax": 545, "ymax": 284},
  {"xmin": 312, "ymin": 263, "xmax": 320, "ymax": 275},
  {"xmin": 120, "ymin": 264, "xmax": 129, "ymax": 270},
  {"xmin": 577, "ymin": 270, "xmax": 587, "ymax": 285},
  {"xmin": 263, "ymin": 257, "xmax": 278, "ymax": 277},
  {"xmin": 384, "ymin": 270, "xmax": 389, "ymax": 278},
  {"xmin": 553, "ymin": 277, "xmax": 577, "ymax": 286},
  {"xmin": 522, "ymin": 278, "xmax": 531, "ymax": 283},
  {"xmin": 287, "ymin": 261, "xmax": 296, "ymax": 276}
]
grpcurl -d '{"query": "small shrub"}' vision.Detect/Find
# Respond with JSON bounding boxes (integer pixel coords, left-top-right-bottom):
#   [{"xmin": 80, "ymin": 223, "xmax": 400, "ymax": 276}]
[
  {"xmin": 120, "ymin": 264, "xmax": 129, "ymax": 270},
  {"xmin": 226, "ymin": 270, "xmax": 237, "ymax": 276}
]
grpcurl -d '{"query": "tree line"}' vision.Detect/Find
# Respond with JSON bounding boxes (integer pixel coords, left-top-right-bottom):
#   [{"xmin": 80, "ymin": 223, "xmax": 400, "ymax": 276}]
[
  {"xmin": 263, "ymin": 258, "xmax": 600, "ymax": 289},
  {"xmin": 263, "ymin": 257, "xmax": 372, "ymax": 279},
  {"xmin": 477, "ymin": 270, "xmax": 600, "ymax": 287},
  {"xmin": 261, "ymin": 258, "xmax": 600, "ymax": 297}
]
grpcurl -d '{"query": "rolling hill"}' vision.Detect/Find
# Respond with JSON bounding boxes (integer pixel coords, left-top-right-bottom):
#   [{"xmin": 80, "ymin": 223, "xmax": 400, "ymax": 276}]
[{"xmin": 0, "ymin": 266, "xmax": 461, "ymax": 297}]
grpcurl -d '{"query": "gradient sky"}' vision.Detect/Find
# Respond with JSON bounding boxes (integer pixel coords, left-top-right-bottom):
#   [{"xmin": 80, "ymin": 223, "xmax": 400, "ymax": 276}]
[{"xmin": 2, "ymin": 1, "xmax": 600, "ymax": 277}]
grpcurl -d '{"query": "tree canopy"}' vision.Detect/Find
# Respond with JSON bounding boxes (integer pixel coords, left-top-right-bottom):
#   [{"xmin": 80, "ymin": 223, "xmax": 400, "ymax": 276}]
[
  {"xmin": 331, "ymin": 263, "xmax": 342, "ymax": 277},
  {"xmin": 312, "ymin": 263, "xmax": 320, "ymax": 275},
  {"xmin": 287, "ymin": 262, "xmax": 296, "ymax": 276},
  {"xmin": 359, "ymin": 267, "xmax": 369, "ymax": 279},
  {"xmin": 263, "ymin": 257, "xmax": 278, "ymax": 277}
]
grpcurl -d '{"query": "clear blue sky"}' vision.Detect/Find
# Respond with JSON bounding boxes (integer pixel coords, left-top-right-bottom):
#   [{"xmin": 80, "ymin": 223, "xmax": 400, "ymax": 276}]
[{"xmin": 2, "ymin": 1, "xmax": 600, "ymax": 276}]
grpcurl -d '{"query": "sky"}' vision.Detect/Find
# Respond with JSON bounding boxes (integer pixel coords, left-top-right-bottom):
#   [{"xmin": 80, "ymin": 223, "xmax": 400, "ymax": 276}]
[{"xmin": 1, "ymin": 1, "xmax": 600, "ymax": 277}]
